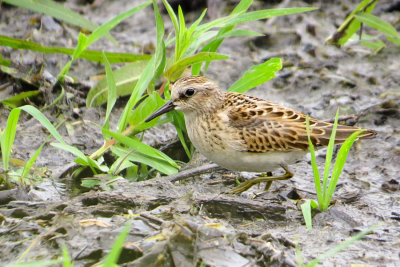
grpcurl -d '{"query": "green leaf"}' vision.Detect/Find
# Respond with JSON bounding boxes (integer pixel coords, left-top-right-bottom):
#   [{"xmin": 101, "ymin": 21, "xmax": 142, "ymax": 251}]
[
  {"xmin": 386, "ymin": 36, "xmax": 400, "ymax": 46},
  {"xmin": 128, "ymin": 92, "xmax": 165, "ymax": 129},
  {"xmin": 0, "ymin": 90, "xmax": 40, "ymax": 108},
  {"xmin": 355, "ymin": 12, "xmax": 399, "ymax": 38},
  {"xmin": 0, "ymin": 35, "xmax": 150, "ymax": 63},
  {"xmin": 100, "ymin": 223, "xmax": 131, "ymax": 267},
  {"xmin": 301, "ymin": 200, "xmax": 313, "ymax": 230},
  {"xmin": 86, "ymin": 1, "xmax": 152, "ymax": 48},
  {"xmin": 103, "ymin": 129, "xmax": 178, "ymax": 169},
  {"xmin": 111, "ymin": 147, "xmax": 178, "ymax": 175},
  {"xmin": 117, "ymin": 56, "xmax": 156, "ymax": 132},
  {"xmin": 62, "ymin": 244, "xmax": 72, "ymax": 267},
  {"xmin": 361, "ymin": 39, "xmax": 385, "ymax": 53},
  {"xmin": 325, "ymin": 130, "xmax": 364, "ymax": 205},
  {"xmin": 306, "ymin": 116, "xmax": 323, "ymax": 208},
  {"xmin": 2, "ymin": 0, "xmax": 115, "ymax": 43},
  {"xmin": 0, "ymin": 54, "xmax": 11, "ymax": 66},
  {"xmin": 165, "ymin": 52, "xmax": 229, "ymax": 81},
  {"xmin": 325, "ymin": 0, "xmax": 377, "ymax": 45},
  {"xmin": 170, "ymin": 111, "xmax": 191, "ymax": 159},
  {"xmin": 19, "ymin": 105, "xmax": 66, "ymax": 144},
  {"xmin": 102, "ymin": 52, "xmax": 117, "ymax": 131},
  {"xmin": 1, "ymin": 109, "xmax": 21, "ymax": 171},
  {"xmin": 228, "ymin": 58, "xmax": 282, "ymax": 93},
  {"xmin": 321, "ymin": 110, "xmax": 340, "ymax": 210},
  {"xmin": 20, "ymin": 143, "xmax": 45, "ymax": 182},
  {"xmin": 86, "ymin": 60, "xmax": 148, "ymax": 107}
]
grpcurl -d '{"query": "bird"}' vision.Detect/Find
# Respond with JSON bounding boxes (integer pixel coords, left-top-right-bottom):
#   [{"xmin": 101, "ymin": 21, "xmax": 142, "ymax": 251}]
[{"xmin": 145, "ymin": 75, "xmax": 377, "ymax": 194}]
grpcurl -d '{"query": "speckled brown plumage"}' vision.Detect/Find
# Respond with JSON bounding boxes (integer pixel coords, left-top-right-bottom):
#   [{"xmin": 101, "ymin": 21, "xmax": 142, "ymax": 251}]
[{"xmin": 146, "ymin": 75, "xmax": 377, "ymax": 194}]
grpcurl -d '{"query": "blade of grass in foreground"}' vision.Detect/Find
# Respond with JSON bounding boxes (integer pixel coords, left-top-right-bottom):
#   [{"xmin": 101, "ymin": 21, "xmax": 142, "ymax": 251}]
[
  {"xmin": 0, "ymin": 35, "xmax": 150, "ymax": 63},
  {"xmin": 304, "ymin": 224, "xmax": 378, "ymax": 267},
  {"xmin": 1, "ymin": 109, "xmax": 21, "ymax": 171},
  {"xmin": 306, "ymin": 116, "xmax": 323, "ymax": 207},
  {"xmin": 100, "ymin": 223, "xmax": 131, "ymax": 267}
]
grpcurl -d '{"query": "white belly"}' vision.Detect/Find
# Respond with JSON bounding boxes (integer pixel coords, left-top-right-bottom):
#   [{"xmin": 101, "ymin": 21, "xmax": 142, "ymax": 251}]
[{"xmin": 198, "ymin": 146, "xmax": 305, "ymax": 172}]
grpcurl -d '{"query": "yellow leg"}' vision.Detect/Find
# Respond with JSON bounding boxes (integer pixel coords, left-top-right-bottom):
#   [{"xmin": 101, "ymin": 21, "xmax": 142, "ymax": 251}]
[{"xmin": 229, "ymin": 165, "xmax": 294, "ymax": 194}]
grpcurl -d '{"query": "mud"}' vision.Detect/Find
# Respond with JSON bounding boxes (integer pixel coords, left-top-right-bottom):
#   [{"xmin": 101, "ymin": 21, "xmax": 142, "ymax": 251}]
[{"xmin": 1, "ymin": 0, "xmax": 400, "ymax": 266}]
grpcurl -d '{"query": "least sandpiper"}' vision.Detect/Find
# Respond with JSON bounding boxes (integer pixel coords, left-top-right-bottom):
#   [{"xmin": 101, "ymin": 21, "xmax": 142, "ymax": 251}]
[{"xmin": 146, "ymin": 76, "xmax": 376, "ymax": 194}]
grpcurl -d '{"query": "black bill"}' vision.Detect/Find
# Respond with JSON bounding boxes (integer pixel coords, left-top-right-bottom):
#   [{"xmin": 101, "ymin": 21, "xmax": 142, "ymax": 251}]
[{"xmin": 145, "ymin": 100, "xmax": 176, "ymax": 122}]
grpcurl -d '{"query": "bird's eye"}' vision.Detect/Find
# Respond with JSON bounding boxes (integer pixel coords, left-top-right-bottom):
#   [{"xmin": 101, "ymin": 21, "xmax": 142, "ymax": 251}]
[{"xmin": 185, "ymin": 88, "xmax": 195, "ymax": 97}]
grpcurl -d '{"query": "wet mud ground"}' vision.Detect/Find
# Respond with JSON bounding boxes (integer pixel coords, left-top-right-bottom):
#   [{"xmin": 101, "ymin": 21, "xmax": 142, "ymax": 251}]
[{"xmin": 1, "ymin": 0, "xmax": 400, "ymax": 266}]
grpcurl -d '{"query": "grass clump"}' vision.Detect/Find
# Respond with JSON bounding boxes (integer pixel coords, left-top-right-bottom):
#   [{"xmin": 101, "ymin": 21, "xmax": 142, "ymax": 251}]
[{"xmin": 301, "ymin": 110, "xmax": 365, "ymax": 229}]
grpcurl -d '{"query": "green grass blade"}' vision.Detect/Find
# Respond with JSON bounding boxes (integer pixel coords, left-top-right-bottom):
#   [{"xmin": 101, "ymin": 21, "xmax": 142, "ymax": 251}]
[
  {"xmin": 386, "ymin": 36, "xmax": 400, "ymax": 46},
  {"xmin": 112, "ymin": 147, "xmax": 178, "ymax": 175},
  {"xmin": 1, "ymin": 109, "xmax": 21, "ymax": 171},
  {"xmin": 0, "ymin": 90, "xmax": 40, "ymax": 109},
  {"xmin": 306, "ymin": 116, "xmax": 323, "ymax": 208},
  {"xmin": 301, "ymin": 200, "xmax": 313, "ymax": 230},
  {"xmin": 165, "ymin": 52, "xmax": 229, "ymax": 81},
  {"xmin": 228, "ymin": 58, "xmax": 282, "ymax": 93},
  {"xmin": 305, "ymin": 225, "xmax": 377, "ymax": 267},
  {"xmin": 117, "ymin": 56, "xmax": 156, "ymax": 132},
  {"xmin": 325, "ymin": 0, "xmax": 377, "ymax": 45},
  {"xmin": 355, "ymin": 12, "xmax": 399, "ymax": 38},
  {"xmin": 161, "ymin": 0, "xmax": 180, "ymax": 61},
  {"xmin": 50, "ymin": 143, "xmax": 89, "ymax": 165},
  {"xmin": 321, "ymin": 109, "xmax": 339, "ymax": 207},
  {"xmin": 0, "ymin": 35, "xmax": 150, "ymax": 63},
  {"xmin": 86, "ymin": 1, "xmax": 151, "ymax": 48},
  {"xmin": 19, "ymin": 105, "xmax": 66, "ymax": 144},
  {"xmin": 2, "ymin": 0, "xmax": 115, "ymax": 43},
  {"xmin": 103, "ymin": 129, "xmax": 178, "ymax": 168},
  {"xmin": 20, "ymin": 143, "xmax": 45, "ymax": 183},
  {"xmin": 325, "ymin": 130, "xmax": 364, "ymax": 204},
  {"xmin": 196, "ymin": 7, "xmax": 316, "ymax": 34},
  {"xmin": 152, "ymin": 0, "xmax": 166, "ymax": 85},
  {"xmin": 101, "ymin": 223, "xmax": 131, "ymax": 267},
  {"xmin": 62, "ymin": 244, "xmax": 72, "ymax": 267},
  {"xmin": 171, "ymin": 111, "xmax": 192, "ymax": 160},
  {"xmin": 102, "ymin": 52, "xmax": 117, "ymax": 131}
]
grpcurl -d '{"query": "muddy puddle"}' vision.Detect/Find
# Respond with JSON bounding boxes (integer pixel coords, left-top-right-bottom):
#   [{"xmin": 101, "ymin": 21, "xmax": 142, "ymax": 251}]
[{"xmin": 1, "ymin": 0, "xmax": 399, "ymax": 266}]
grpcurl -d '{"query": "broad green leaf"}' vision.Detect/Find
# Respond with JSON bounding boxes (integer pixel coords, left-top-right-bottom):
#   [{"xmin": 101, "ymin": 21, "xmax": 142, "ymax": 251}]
[
  {"xmin": 228, "ymin": 58, "xmax": 282, "ymax": 93},
  {"xmin": 325, "ymin": 0, "xmax": 377, "ymax": 45},
  {"xmin": 102, "ymin": 52, "xmax": 117, "ymax": 131},
  {"xmin": 87, "ymin": 60, "xmax": 148, "ymax": 107},
  {"xmin": 165, "ymin": 52, "xmax": 229, "ymax": 81},
  {"xmin": 2, "ymin": 0, "xmax": 115, "ymax": 43},
  {"xmin": 0, "ymin": 35, "xmax": 150, "ymax": 63},
  {"xmin": 0, "ymin": 90, "xmax": 40, "ymax": 108},
  {"xmin": 355, "ymin": 12, "xmax": 399, "ymax": 38},
  {"xmin": 1, "ymin": 109, "xmax": 21, "ymax": 171}
]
